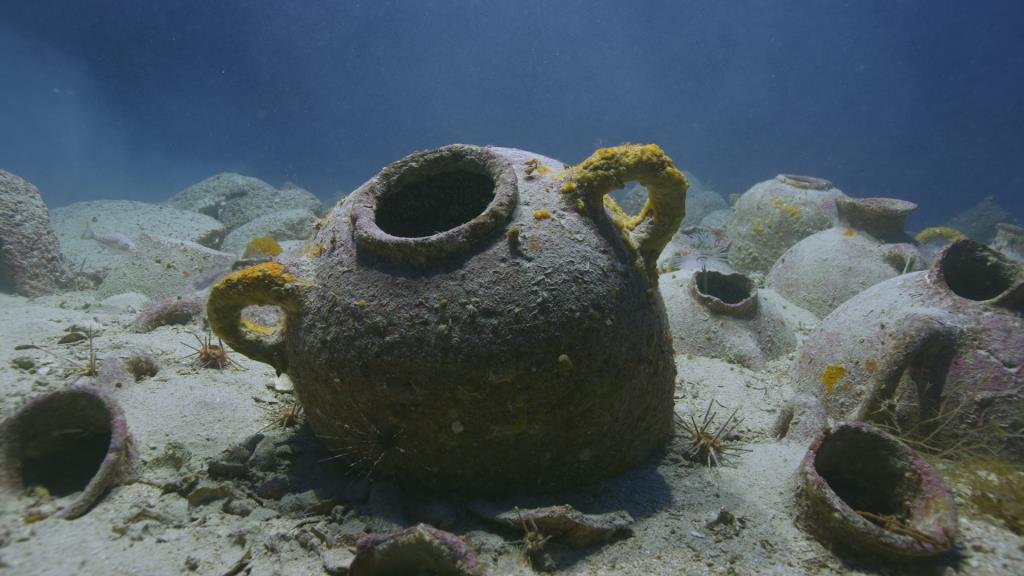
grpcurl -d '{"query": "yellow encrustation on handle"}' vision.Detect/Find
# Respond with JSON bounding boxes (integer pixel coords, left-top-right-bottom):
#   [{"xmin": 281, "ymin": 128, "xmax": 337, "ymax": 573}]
[
  {"xmin": 206, "ymin": 261, "xmax": 302, "ymax": 373},
  {"xmin": 564, "ymin": 144, "xmax": 688, "ymax": 278}
]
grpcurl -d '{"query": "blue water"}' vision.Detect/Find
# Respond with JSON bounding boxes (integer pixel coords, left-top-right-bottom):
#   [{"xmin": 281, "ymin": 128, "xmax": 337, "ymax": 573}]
[{"xmin": 2, "ymin": 0, "xmax": 1022, "ymax": 227}]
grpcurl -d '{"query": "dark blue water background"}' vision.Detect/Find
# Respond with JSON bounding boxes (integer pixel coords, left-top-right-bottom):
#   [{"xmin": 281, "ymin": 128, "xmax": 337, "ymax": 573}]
[{"xmin": 2, "ymin": 0, "xmax": 1022, "ymax": 228}]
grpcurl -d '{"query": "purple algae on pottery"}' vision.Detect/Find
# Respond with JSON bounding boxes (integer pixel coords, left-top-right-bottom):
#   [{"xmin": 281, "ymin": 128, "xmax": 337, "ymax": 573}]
[
  {"xmin": 0, "ymin": 385, "xmax": 135, "ymax": 519},
  {"xmin": 795, "ymin": 421, "xmax": 957, "ymax": 561},
  {"xmin": 207, "ymin": 144, "xmax": 688, "ymax": 494}
]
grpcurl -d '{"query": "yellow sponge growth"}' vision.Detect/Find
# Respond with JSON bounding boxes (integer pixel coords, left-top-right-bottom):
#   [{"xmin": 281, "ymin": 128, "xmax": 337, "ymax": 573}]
[
  {"xmin": 243, "ymin": 236, "xmax": 283, "ymax": 258},
  {"xmin": 915, "ymin": 226, "xmax": 965, "ymax": 245},
  {"xmin": 562, "ymin": 144, "xmax": 688, "ymax": 276},
  {"xmin": 821, "ymin": 364, "xmax": 846, "ymax": 394}
]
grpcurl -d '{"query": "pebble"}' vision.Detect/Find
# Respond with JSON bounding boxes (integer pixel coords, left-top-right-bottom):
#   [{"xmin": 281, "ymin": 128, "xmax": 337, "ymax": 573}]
[
  {"xmin": 10, "ymin": 357, "xmax": 34, "ymax": 370},
  {"xmin": 273, "ymin": 372, "xmax": 295, "ymax": 392},
  {"xmin": 248, "ymin": 436, "xmax": 279, "ymax": 472},
  {"xmin": 256, "ymin": 475, "xmax": 291, "ymax": 501},
  {"xmin": 321, "ymin": 547, "xmax": 356, "ymax": 575},
  {"xmin": 223, "ymin": 498, "xmax": 254, "ymax": 517}
]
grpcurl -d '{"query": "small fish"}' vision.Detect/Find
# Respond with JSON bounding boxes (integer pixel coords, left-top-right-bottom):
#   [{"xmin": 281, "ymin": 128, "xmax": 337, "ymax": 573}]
[{"xmin": 81, "ymin": 225, "xmax": 136, "ymax": 252}]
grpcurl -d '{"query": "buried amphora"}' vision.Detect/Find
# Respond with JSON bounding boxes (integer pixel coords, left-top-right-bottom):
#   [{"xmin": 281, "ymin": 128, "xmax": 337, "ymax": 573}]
[{"xmin": 208, "ymin": 144, "xmax": 688, "ymax": 493}]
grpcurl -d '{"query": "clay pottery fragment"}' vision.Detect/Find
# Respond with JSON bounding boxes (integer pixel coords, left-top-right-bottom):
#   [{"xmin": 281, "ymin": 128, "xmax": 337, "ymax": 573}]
[
  {"xmin": 0, "ymin": 385, "xmax": 134, "ymax": 518},
  {"xmin": 660, "ymin": 268, "xmax": 811, "ymax": 369},
  {"xmin": 351, "ymin": 524, "xmax": 486, "ymax": 576},
  {"xmin": 767, "ymin": 197, "xmax": 924, "ymax": 317},
  {"xmin": 796, "ymin": 421, "xmax": 956, "ymax": 560},
  {"xmin": 833, "ymin": 196, "xmax": 917, "ymax": 243},
  {"xmin": 725, "ymin": 174, "xmax": 847, "ymax": 274},
  {"xmin": 789, "ymin": 239, "xmax": 1024, "ymax": 463},
  {"xmin": 470, "ymin": 502, "xmax": 634, "ymax": 548},
  {"xmin": 207, "ymin": 144, "xmax": 687, "ymax": 493}
]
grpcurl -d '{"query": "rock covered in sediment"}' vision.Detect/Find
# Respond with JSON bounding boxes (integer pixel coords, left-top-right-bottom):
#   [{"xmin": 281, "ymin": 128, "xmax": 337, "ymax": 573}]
[
  {"xmin": 51, "ymin": 200, "xmax": 226, "ymax": 283},
  {"xmin": 97, "ymin": 234, "xmax": 235, "ymax": 300},
  {"xmin": 220, "ymin": 208, "xmax": 319, "ymax": 255},
  {"xmin": 0, "ymin": 170, "xmax": 73, "ymax": 296},
  {"xmin": 168, "ymin": 174, "xmax": 323, "ymax": 231}
]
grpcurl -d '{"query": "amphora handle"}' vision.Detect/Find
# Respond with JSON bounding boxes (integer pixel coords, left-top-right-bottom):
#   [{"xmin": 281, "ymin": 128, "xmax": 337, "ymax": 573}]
[
  {"xmin": 206, "ymin": 262, "xmax": 301, "ymax": 373},
  {"xmin": 566, "ymin": 144, "xmax": 687, "ymax": 277}
]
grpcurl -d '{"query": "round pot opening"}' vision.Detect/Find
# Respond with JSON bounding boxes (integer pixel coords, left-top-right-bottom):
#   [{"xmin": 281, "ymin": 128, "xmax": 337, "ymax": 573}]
[
  {"xmin": 376, "ymin": 169, "xmax": 496, "ymax": 238},
  {"xmin": 692, "ymin": 268, "xmax": 757, "ymax": 305},
  {"xmin": 939, "ymin": 240, "xmax": 1017, "ymax": 302},
  {"xmin": 351, "ymin": 145, "xmax": 518, "ymax": 265},
  {"xmin": 813, "ymin": 426, "xmax": 915, "ymax": 518},
  {"xmin": 9, "ymin": 391, "xmax": 113, "ymax": 497}
]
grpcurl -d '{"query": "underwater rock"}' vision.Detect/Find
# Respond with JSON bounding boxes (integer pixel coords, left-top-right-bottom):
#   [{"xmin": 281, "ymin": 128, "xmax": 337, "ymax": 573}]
[
  {"xmin": 0, "ymin": 170, "xmax": 73, "ymax": 296},
  {"xmin": 97, "ymin": 234, "xmax": 235, "ymax": 300},
  {"xmin": 795, "ymin": 421, "xmax": 957, "ymax": 561},
  {"xmin": 0, "ymin": 385, "xmax": 135, "ymax": 519},
  {"xmin": 725, "ymin": 174, "xmax": 847, "ymax": 274},
  {"xmin": 168, "ymin": 173, "xmax": 323, "ymax": 231},
  {"xmin": 350, "ymin": 524, "xmax": 485, "ymax": 576},
  {"xmin": 133, "ymin": 294, "xmax": 204, "ymax": 332},
  {"xmin": 322, "ymin": 547, "xmax": 357, "ymax": 575},
  {"xmin": 944, "ymin": 195, "xmax": 1013, "ymax": 243},
  {"xmin": 207, "ymin": 144, "xmax": 686, "ymax": 493},
  {"xmin": 766, "ymin": 197, "xmax": 924, "ymax": 318},
  {"xmin": 991, "ymin": 222, "xmax": 1024, "ymax": 263},
  {"xmin": 220, "ymin": 208, "xmax": 319, "ymax": 255},
  {"xmin": 660, "ymin": 269, "xmax": 815, "ymax": 370},
  {"xmin": 51, "ymin": 200, "xmax": 226, "ymax": 283},
  {"xmin": 787, "ymin": 239, "xmax": 1024, "ymax": 463}
]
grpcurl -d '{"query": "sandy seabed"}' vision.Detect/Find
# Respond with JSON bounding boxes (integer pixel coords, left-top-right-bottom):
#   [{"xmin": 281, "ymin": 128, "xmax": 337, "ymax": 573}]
[{"xmin": 0, "ymin": 290, "xmax": 1021, "ymax": 576}]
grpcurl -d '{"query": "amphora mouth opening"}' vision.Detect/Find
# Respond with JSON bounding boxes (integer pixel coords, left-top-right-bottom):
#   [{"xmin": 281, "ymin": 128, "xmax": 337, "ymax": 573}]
[
  {"xmin": 796, "ymin": 422, "xmax": 957, "ymax": 560},
  {"xmin": 934, "ymin": 239, "xmax": 1023, "ymax": 308},
  {"xmin": 351, "ymin": 145, "xmax": 518, "ymax": 265},
  {"xmin": 692, "ymin": 270, "xmax": 758, "ymax": 316},
  {"xmin": 0, "ymin": 385, "xmax": 132, "ymax": 518}
]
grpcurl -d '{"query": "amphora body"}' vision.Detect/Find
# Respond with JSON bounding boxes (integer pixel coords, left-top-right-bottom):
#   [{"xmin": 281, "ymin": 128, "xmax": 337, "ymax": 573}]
[{"xmin": 208, "ymin": 144, "xmax": 688, "ymax": 493}]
